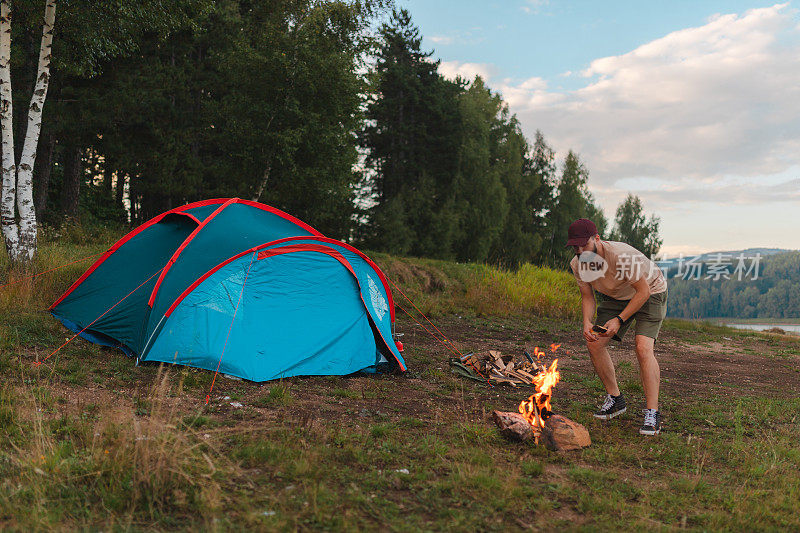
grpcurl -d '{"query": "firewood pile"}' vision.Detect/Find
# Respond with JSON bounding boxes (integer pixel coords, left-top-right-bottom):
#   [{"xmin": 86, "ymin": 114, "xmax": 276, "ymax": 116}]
[{"xmin": 450, "ymin": 349, "xmax": 551, "ymax": 386}]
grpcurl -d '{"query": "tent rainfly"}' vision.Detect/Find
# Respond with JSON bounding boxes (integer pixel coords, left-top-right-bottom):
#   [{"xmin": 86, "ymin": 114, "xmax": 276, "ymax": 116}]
[{"xmin": 50, "ymin": 198, "xmax": 406, "ymax": 381}]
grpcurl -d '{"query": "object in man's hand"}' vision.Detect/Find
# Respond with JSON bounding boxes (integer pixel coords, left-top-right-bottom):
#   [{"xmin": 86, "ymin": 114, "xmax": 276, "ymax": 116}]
[{"xmin": 591, "ymin": 324, "xmax": 608, "ymax": 334}]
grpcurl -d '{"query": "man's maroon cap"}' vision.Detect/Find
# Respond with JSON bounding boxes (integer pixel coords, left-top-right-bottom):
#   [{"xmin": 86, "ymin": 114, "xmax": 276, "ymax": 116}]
[{"xmin": 565, "ymin": 218, "xmax": 598, "ymax": 247}]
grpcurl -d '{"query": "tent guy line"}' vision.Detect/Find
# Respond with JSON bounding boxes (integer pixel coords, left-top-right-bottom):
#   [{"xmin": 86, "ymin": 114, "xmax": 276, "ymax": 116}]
[
  {"xmin": 386, "ymin": 277, "xmax": 491, "ymax": 378},
  {"xmin": 206, "ymin": 251, "xmax": 257, "ymax": 405},
  {"xmin": 387, "ymin": 277, "xmax": 489, "ymax": 381},
  {"xmin": 36, "ymin": 266, "xmax": 166, "ymax": 366}
]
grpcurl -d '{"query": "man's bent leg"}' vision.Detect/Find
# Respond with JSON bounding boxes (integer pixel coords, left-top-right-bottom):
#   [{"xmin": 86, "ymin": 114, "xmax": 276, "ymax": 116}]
[
  {"xmin": 634, "ymin": 334, "xmax": 660, "ymax": 410},
  {"xmin": 587, "ymin": 336, "xmax": 620, "ymax": 396}
]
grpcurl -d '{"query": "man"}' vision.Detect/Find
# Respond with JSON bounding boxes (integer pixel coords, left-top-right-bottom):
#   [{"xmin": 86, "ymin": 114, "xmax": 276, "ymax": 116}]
[{"xmin": 566, "ymin": 218, "xmax": 668, "ymax": 435}]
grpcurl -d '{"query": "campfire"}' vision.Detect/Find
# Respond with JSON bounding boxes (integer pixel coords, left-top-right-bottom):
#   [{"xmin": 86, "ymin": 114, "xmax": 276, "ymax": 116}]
[
  {"xmin": 492, "ymin": 348, "xmax": 590, "ymax": 451},
  {"xmin": 517, "ymin": 358, "xmax": 560, "ymax": 433}
]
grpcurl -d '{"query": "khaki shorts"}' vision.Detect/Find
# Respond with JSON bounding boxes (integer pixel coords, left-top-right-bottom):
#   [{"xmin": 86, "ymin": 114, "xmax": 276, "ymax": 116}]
[{"xmin": 596, "ymin": 290, "xmax": 668, "ymax": 342}]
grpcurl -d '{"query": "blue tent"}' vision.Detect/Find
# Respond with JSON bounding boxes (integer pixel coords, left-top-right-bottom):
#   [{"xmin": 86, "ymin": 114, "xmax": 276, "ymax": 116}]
[{"xmin": 50, "ymin": 198, "xmax": 406, "ymax": 380}]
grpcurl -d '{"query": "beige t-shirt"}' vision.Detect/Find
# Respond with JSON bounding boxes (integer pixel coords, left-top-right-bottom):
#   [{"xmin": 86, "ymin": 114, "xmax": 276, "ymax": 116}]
[{"xmin": 569, "ymin": 240, "xmax": 667, "ymax": 300}]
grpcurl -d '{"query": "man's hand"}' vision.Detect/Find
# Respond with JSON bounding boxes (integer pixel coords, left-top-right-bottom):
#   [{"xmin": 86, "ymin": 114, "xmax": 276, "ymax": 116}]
[
  {"xmin": 583, "ymin": 322, "xmax": 599, "ymax": 343},
  {"xmin": 601, "ymin": 317, "xmax": 621, "ymax": 338}
]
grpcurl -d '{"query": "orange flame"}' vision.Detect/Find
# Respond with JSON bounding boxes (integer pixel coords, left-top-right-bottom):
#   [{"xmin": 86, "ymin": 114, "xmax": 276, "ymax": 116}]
[
  {"xmin": 550, "ymin": 343, "xmax": 561, "ymax": 353},
  {"xmin": 518, "ymin": 359, "xmax": 560, "ymax": 433},
  {"xmin": 533, "ymin": 347, "xmax": 545, "ymax": 361}
]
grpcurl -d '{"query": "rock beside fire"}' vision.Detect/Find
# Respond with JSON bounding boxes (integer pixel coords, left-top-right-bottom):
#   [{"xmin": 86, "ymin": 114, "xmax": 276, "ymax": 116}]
[
  {"xmin": 542, "ymin": 415, "xmax": 591, "ymax": 451},
  {"xmin": 492, "ymin": 411, "xmax": 535, "ymax": 441}
]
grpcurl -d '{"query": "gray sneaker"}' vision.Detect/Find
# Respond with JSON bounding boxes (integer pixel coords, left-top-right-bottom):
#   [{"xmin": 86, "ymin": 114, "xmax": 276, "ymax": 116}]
[
  {"xmin": 639, "ymin": 409, "xmax": 662, "ymax": 435},
  {"xmin": 593, "ymin": 394, "xmax": 627, "ymax": 420}
]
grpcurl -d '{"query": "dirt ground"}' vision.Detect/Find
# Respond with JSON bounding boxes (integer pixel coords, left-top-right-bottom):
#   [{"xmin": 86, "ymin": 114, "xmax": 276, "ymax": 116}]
[
  {"xmin": 32, "ymin": 314, "xmax": 800, "ymax": 431},
  {"xmin": 396, "ymin": 315, "xmax": 800, "ymax": 420}
]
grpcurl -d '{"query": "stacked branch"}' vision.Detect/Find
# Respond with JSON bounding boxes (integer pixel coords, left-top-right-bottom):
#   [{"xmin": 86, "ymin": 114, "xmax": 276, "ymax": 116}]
[{"xmin": 459, "ymin": 350, "xmax": 545, "ymax": 386}]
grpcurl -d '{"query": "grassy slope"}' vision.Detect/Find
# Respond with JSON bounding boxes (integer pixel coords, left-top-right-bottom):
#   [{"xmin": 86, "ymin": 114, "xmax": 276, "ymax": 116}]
[
  {"xmin": 0, "ymin": 239, "xmax": 798, "ymax": 531},
  {"xmin": 370, "ymin": 252, "xmax": 581, "ymax": 320}
]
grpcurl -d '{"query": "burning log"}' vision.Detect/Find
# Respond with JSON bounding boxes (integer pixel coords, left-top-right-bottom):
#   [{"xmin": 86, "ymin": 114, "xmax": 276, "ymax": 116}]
[
  {"xmin": 492, "ymin": 411, "xmax": 536, "ymax": 441},
  {"xmin": 492, "ymin": 410, "xmax": 590, "ymax": 450},
  {"xmin": 518, "ymin": 359, "xmax": 560, "ymax": 429},
  {"xmin": 542, "ymin": 415, "xmax": 591, "ymax": 451}
]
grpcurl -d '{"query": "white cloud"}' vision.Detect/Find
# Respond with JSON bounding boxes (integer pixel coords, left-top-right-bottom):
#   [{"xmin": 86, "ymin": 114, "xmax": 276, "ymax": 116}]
[
  {"xmin": 496, "ymin": 76, "xmax": 566, "ymax": 109},
  {"xmin": 426, "ymin": 30, "xmax": 485, "ymax": 48},
  {"xmin": 521, "ymin": 0, "xmax": 549, "ymax": 15},
  {"xmin": 439, "ymin": 61, "xmax": 497, "ymax": 82},
  {"xmin": 504, "ymin": 3, "xmax": 800, "ymax": 215},
  {"xmin": 429, "ymin": 35, "xmax": 454, "ymax": 45}
]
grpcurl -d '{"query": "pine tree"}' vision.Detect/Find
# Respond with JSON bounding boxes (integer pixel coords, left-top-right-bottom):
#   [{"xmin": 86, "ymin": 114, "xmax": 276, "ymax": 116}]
[
  {"xmin": 545, "ymin": 150, "xmax": 607, "ymax": 266},
  {"xmin": 524, "ymin": 130, "xmax": 557, "ymax": 266},
  {"xmin": 452, "ymin": 77, "xmax": 508, "ymax": 263},
  {"xmin": 360, "ymin": 9, "xmax": 462, "ymax": 256},
  {"xmin": 609, "ymin": 193, "xmax": 662, "ymax": 258}
]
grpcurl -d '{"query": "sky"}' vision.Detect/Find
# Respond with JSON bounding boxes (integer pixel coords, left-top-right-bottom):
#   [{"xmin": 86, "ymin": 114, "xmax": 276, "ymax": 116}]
[{"xmin": 397, "ymin": 1, "xmax": 800, "ymax": 257}]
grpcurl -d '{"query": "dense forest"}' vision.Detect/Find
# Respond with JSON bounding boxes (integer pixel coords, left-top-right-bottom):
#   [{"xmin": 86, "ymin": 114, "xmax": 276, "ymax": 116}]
[
  {"xmin": 2, "ymin": 2, "xmax": 611, "ymax": 268},
  {"xmin": 666, "ymin": 251, "xmax": 800, "ymax": 319}
]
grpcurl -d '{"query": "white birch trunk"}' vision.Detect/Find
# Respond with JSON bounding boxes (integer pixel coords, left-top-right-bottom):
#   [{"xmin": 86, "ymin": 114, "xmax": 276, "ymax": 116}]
[
  {"xmin": 0, "ymin": 0, "xmax": 18, "ymax": 259},
  {"xmin": 16, "ymin": 0, "xmax": 57, "ymax": 262},
  {"xmin": 252, "ymin": 161, "xmax": 271, "ymax": 202}
]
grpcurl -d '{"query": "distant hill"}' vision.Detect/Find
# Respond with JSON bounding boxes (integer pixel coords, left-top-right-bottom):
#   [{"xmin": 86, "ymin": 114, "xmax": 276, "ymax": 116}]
[
  {"xmin": 665, "ymin": 250, "xmax": 800, "ymax": 319},
  {"xmin": 657, "ymin": 248, "xmax": 794, "ymax": 270}
]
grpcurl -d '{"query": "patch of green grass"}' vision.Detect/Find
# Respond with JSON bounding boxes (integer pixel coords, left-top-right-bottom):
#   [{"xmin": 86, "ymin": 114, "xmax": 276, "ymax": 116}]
[
  {"xmin": 0, "ymin": 385, "xmax": 16, "ymax": 432},
  {"xmin": 62, "ymin": 359, "xmax": 87, "ymax": 385},
  {"xmin": 398, "ymin": 416, "xmax": 425, "ymax": 428},
  {"xmin": 373, "ymin": 254, "xmax": 581, "ymax": 319},
  {"xmin": 178, "ymin": 367, "xmax": 213, "ymax": 390},
  {"xmin": 232, "ymin": 438, "xmax": 288, "ymax": 468},
  {"xmin": 252, "ymin": 384, "xmax": 292, "ymax": 407},
  {"xmin": 663, "ymin": 318, "xmax": 749, "ymax": 336},
  {"xmin": 134, "ymin": 396, "xmax": 150, "ymax": 416},
  {"xmin": 620, "ymin": 379, "xmax": 643, "ymax": 395},
  {"xmin": 562, "ymin": 370, "xmax": 604, "ymax": 395},
  {"xmin": 370, "ymin": 422, "xmax": 394, "ymax": 439},
  {"xmin": 182, "ymin": 413, "xmax": 218, "ymax": 429},
  {"xmin": 331, "ymin": 387, "xmax": 360, "ymax": 399},
  {"xmin": 617, "ymin": 360, "xmax": 633, "ymax": 372},
  {"xmin": 521, "ymin": 459, "xmax": 543, "ymax": 477}
]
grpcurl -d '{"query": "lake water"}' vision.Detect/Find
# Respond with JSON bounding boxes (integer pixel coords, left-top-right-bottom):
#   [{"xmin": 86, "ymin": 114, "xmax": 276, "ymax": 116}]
[{"xmin": 725, "ymin": 323, "xmax": 800, "ymax": 334}]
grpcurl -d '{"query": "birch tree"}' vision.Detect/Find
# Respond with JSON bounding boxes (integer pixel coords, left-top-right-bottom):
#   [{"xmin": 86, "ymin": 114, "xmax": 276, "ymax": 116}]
[{"xmin": 0, "ymin": 0, "xmax": 55, "ymax": 263}]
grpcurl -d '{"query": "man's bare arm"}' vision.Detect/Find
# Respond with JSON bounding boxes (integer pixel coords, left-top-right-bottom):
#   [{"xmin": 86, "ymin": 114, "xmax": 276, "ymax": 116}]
[
  {"xmin": 578, "ymin": 281, "xmax": 599, "ymax": 342},
  {"xmin": 619, "ymin": 277, "xmax": 651, "ymax": 322}
]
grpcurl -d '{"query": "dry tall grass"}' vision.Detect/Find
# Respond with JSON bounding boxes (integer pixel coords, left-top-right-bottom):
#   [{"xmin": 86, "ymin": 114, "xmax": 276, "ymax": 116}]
[{"xmin": 0, "ymin": 365, "xmax": 236, "ymax": 529}]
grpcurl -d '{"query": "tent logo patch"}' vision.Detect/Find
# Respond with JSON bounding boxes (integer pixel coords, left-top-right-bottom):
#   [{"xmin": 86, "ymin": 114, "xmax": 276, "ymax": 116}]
[{"xmin": 368, "ymin": 276, "xmax": 388, "ymax": 321}]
